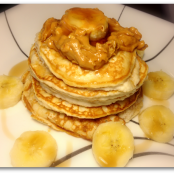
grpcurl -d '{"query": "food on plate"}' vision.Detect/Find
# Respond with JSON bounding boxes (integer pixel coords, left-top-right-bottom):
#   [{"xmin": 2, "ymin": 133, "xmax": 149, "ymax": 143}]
[
  {"xmin": 22, "ymin": 71, "xmax": 143, "ymax": 140},
  {"xmin": 138, "ymin": 105, "xmax": 174, "ymax": 143},
  {"xmin": 0, "ymin": 75, "xmax": 23, "ymax": 109},
  {"xmin": 28, "ymin": 45, "xmax": 147, "ymax": 107},
  {"xmin": 30, "ymin": 72, "xmax": 141, "ymax": 119},
  {"xmin": 10, "ymin": 131, "xmax": 57, "ymax": 167},
  {"xmin": 60, "ymin": 8, "xmax": 108, "ymax": 42},
  {"xmin": 143, "ymin": 70, "xmax": 174, "ymax": 100},
  {"xmin": 22, "ymin": 7, "xmax": 148, "ymax": 140},
  {"xmin": 92, "ymin": 122, "xmax": 134, "ymax": 167}
]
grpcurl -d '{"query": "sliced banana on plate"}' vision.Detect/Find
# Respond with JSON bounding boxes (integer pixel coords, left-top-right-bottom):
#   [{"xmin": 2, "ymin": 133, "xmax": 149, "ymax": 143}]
[
  {"xmin": 92, "ymin": 122, "xmax": 134, "ymax": 167},
  {"xmin": 142, "ymin": 70, "xmax": 174, "ymax": 100},
  {"xmin": 0, "ymin": 75, "xmax": 23, "ymax": 109},
  {"xmin": 139, "ymin": 105, "xmax": 174, "ymax": 143},
  {"xmin": 10, "ymin": 131, "xmax": 57, "ymax": 167}
]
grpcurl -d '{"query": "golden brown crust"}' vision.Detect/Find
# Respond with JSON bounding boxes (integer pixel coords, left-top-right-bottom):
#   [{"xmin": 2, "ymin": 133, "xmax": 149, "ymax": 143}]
[
  {"xmin": 31, "ymin": 74, "xmax": 141, "ymax": 119},
  {"xmin": 22, "ymin": 8, "xmax": 148, "ymax": 141},
  {"xmin": 21, "ymin": 71, "xmax": 142, "ymax": 141}
]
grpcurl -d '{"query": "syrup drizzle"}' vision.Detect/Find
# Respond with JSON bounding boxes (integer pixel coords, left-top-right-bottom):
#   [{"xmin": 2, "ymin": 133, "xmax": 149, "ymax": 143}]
[
  {"xmin": 0, "ymin": 110, "xmax": 15, "ymax": 141},
  {"xmin": 8, "ymin": 60, "xmax": 28, "ymax": 77}
]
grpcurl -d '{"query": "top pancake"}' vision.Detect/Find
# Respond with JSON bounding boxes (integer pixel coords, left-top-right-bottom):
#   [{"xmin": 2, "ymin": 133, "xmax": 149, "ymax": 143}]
[
  {"xmin": 35, "ymin": 32, "xmax": 137, "ymax": 89},
  {"xmin": 28, "ymin": 45, "xmax": 148, "ymax": 107}
]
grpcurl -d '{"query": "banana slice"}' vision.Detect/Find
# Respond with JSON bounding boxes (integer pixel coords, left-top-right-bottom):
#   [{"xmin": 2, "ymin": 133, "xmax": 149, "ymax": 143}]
[
  {"xmin": 139, "ymin": 105, "xmax": 174, "ymax": 143},
  {"xmin": 92, "ymin": 122, "xmax": 134, "ymax": 167},
  {"xmin": 142, "ymin": 70, "xmax": 174, "ymax": 100},
  {"xmin": 0, "ymin": 75, "xmax": 23, "ymax": 109},
  {"xmin": 10, "ymin": 131, "xmax": 57, "ymax": 167}
]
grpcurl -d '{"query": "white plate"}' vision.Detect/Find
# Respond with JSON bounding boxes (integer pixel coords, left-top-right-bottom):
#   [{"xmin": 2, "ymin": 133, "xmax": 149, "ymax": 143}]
[{"xmin": 0, "ymin": 4, "xmax": 174, "ymax": 167}]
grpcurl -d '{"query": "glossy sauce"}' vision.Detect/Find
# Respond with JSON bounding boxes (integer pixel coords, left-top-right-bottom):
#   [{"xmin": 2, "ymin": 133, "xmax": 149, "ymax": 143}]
[
  {"xmin": 1, "ymin": 110, "xmax": 15, "ymax": 141},
  {"xmin": 134, "ymin": 140, "xmax": 152, "ymax": 154},
  {"xmin": 56, "ymin": 141, "xmax": 73, "ymax": 167},
  {"xmin": 8, "ymin": 60, "xmax": 28, "ymax": 77}
]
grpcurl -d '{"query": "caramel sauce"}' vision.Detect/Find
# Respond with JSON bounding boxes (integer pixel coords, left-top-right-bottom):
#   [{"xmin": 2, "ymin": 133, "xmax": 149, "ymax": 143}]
[
  {"xmin": 56, "ymin": 141, "xmax": 73, "ymax": 167},
  {"xmin": 40, "ymin": 8, "xmax": 148, "ymax": 71},
  {"xmin": 8, "ymin": 60, "xmax": 28, "ymax": 77},
  {"xmin": 134, "ymin": 140, "xmax": 152, "ymax": 154},
  {"xmin": 0, "ymin": 110, "xmax": 15, "ymax": 141}
]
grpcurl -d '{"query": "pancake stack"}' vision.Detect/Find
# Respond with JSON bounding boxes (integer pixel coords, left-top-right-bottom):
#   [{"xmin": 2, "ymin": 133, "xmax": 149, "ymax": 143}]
[{"xmin": 22, "ymin": 7, "xmax": 148, "ymax": 141}]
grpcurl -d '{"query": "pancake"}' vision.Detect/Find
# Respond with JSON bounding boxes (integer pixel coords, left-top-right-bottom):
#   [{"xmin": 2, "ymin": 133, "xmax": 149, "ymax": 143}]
[
  {"xmin": 22, "ymin": 7, "xmax": 148, "ymax": 141},
  {"xmin": 22, "ymin": 71, "xmax": 143, "ymax": 141},
  {"xmin": 29, "ymin": 45, "xmax": 148, "ymax": 107},
  {"xmin": 35, "ymin": 32, "xmax": 137, "ymax": 89},
  {"xmin": 118, "ymin": 88, "xmax": 143, "ymax": 122},
  {"xmin": 30, "ymin": 72, "xmax": 141, "ymax": 119},
  {"xmin": 21, "ymin": 73, "xmax": 80, "ymax": 138},
  {"xmin": 22, "ymin": 71, "xmax": 125, "ymax": 141},
  {"xmin": 34, "ymin": 8, "xmax": 147, "ymax": 89}
]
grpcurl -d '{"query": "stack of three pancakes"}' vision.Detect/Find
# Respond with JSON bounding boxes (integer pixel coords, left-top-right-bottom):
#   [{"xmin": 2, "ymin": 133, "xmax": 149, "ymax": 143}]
[{"xmin": 22, "ymin": 8, "xmax": 148, "ymax": 141}]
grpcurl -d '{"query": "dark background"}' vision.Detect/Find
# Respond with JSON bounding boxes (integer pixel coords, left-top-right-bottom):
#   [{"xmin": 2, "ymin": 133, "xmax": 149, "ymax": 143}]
[
  {"xmin": 125, "ymin": 4, "xmax": 174, "ymax": 23},
  {"xmin": 0, "ymin": 4, "xmax": 17, "ymax": 12},
  {"xmin": 0, "ymin": 4, "xmax": 174, "ymax": 23}
]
